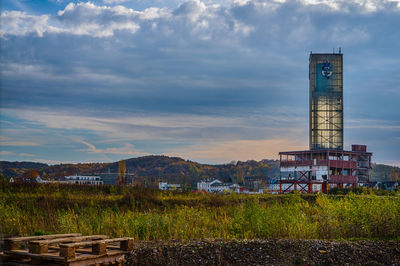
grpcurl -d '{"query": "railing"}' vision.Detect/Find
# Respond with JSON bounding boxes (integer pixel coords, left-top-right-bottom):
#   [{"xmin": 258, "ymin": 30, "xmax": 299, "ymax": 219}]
[
  {"xmin": 281, "ymin": 160, "xmax": 358, "ymax": 169},
  {"xmin": 329, "ymin": 175, "xmax": 357, "ymax": 183},
  {"xmin": 280, "ymin": 160, "xmax": 312, "ymax": 167},
  {"xmin": 281, "ymin": 159, "xmax": 328, "ymax": 167},
  {"xmin": 329, "ymin": 160, "xmax": 357, "ymax": 168}
]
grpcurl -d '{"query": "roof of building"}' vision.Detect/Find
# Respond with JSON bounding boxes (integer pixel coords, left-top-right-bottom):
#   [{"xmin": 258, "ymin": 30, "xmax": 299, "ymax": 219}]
[
  {"xmin": 279, "ymin": 149, "xmax": 372, "ymax": 156},
  {"xmin": 199, "ymin": 179, "xmax": 222, "ymax": 184},
  {"xmin": 163, "ymin": 183, "xmax": 181, "ymax": 187},
  {"xmin": 210, "ymin": 182, "xmax": 233, "ymax": 187}
]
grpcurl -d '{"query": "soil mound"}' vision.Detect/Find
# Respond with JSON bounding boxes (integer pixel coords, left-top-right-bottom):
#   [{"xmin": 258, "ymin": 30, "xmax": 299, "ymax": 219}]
[{"xmin": 126, "ymin": 239, "xmax": 400, "ymax": 265}]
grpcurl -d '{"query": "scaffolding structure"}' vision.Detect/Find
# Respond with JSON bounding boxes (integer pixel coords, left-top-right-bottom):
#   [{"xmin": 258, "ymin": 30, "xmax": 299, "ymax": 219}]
[
  {"xmin": 310, "ymin": 53, "xmax": 343, "ymax": 150},
  {"xmin": 279, "ymin": 145, "xmax": 372, "ymax": 193},
  {"xmin": 278, "ymin": 51, "xmax": 373, "ymax": 193}
]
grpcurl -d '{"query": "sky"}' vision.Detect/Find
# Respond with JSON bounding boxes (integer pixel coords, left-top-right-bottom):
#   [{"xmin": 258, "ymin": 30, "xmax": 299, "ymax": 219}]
[{"xmin": 1, "ymin": 0, "xmax": 399, "ymax": 166}]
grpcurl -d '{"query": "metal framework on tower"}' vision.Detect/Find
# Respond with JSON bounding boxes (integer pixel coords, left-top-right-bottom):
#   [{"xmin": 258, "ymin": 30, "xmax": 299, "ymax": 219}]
[
  {"xmin": 279, "ymin": 146, "xmax": 372, "ymax": 193},
  {"xmin": 278, "ymin": 50, "xmax": 373, "ymax": 193},
  {"xmin": 309, "ymin": 53, "xmax": 343, "ymax": 150}
]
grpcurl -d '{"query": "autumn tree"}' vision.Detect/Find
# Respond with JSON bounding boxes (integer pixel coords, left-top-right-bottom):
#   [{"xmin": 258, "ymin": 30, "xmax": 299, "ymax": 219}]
[
  {"xmin": 41, "ymin": 171, "xmax": 49, "ymax": 180},
  {"xmin": 117, "ymin": 160, "xmax": 126, "ymax": 185},
  {"xmin": 236, "ymin": 166, "xmax": 244, "ymax": 184},
  {"xmin": 23, "ymin": 170, "xmax": 40, "ymax": 179},
  {"xmin": 390, "ymin": 168, "xmax": 399, "ymax": 182},
  {"xmin": 189, "ymin": 165, "xmax": 199, "ymax": 177}
]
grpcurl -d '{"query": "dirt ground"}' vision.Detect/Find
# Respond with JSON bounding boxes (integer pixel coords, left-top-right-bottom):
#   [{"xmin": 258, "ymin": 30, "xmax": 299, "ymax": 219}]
[{"xmin": 125, "ymin": 239, "xmax": 400, "ymax": 265}]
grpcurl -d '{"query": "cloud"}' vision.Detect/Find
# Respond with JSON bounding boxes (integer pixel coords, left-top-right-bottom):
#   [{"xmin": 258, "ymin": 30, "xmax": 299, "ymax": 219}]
[
  {"xmin": 1, "ymin": 0, "xmax": 399, "ymax": 164},
  {"xmin": 57, "ymin": 2, "xmax": 141, "ymax": 37},
  {"xmin": 166, "ymin": 138, "xmax": 307, "ymax": 163},
  {"xmin": 378, "ymin": 160, "xmax": 400, "ymax": 167},
  {"xmin": 300, "ymin": 0, "xmax": 400, "ymax": 12},
  {"xmin": 0, "ymin": 11, "xmax": 50, "ymax": 37},
  {"xmin": 0, "ymin": 140, "xmax": 41, "ymax": 147},
  {"xmin": 29, "ymin": 158, "xmax": 63, "ymax": 165},
  {"xmin": 76, "ymin": 138, "xmax": 143, "ymax": 155},
  {"xmin": 5, "ymin": 108, "xmax": 306, "ymax": 143},
  {"xmin": 346, "ymin": 119, "xmax": 400, "ymax": 130},
  {"xmin": 51, "ymin": 1, "xmax": 255, "ymax": 39},
  {"xmin": 103, "ymin": 0, "xmax": 127, "ymax": 4},
  {"xmin": 19, "ymin": 153, "xmax": 36, "ymax": 157},
  {"xmin": 0, "ymin": 151, "xmax": 15, "ymax": 156},
  {"xmin": 2, "ymin": 0, "xmax": 399, "ymax": 40}
]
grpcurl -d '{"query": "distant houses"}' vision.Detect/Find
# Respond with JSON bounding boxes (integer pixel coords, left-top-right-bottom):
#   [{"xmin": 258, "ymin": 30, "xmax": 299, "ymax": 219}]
[
  {"xmin": 196, "ymin": 179, "xmax": 251, "ymax": 194},
  {"xmin": 9, "ymin": 169, "xmax": 48, "ymax": 183},
  {"xmin": 8, "ymin": 169, "xmax": 398, "ymax": 193},
  {"xmin": 197, "ymin": 179, "xmax": 222, "ymax": 192},
  {"xmin": 372, "ymin": 181, "xmax": 399, "ymax": 192},
  {"xmin": 10, "ymin": 174, "xmax": 47, "ymax": 184},
  {"xmin": 158, "ymin": 182, "xmax": 181, "ymax": 191},
  {"xmin": 10, "ymin": 174, "xmax": 104, "ymax": 185},
  {"xmin": 63, "ymin": 175, "xmax": 103, "ymax": 185}
]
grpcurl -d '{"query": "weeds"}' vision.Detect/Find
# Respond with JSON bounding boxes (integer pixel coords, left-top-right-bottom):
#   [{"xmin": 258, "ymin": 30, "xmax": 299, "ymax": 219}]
[{"xmin": 0, "ymin": 183, "xmax": 399, "ymax": 240}]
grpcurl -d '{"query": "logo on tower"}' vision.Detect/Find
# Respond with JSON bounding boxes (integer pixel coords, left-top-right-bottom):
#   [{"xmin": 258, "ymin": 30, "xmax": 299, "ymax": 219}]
[{"xmin": 321, "ymin": 61, "xmax": 332, "ymax": 78}]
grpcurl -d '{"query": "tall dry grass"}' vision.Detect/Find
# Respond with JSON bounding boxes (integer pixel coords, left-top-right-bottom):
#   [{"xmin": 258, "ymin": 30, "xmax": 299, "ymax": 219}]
[{"xmin": 1, "ymin": 183, "xmax": 399, "ymax": 240}]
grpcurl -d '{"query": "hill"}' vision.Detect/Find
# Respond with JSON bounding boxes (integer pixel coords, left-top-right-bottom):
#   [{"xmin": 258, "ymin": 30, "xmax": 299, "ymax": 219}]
[
  {"xmin": 0, "ymin": 156, "xmax": 397, "ymax": 184},
  {"xmin": 0, "ymin": 161, "xmax": 48, "ymax": 178},
  {"xmin": 0, "ymin": 156, "xmax": 279, "ymax": 186},
  {"xmin": 371, "ymin": 163, "xmax": 400, "ymax": 182}
]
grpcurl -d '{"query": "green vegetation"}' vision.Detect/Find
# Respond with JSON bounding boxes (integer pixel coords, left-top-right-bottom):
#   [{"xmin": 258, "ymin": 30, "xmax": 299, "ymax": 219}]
[
  {"xmin": 1, "ymin": 182, "xmax": 399, "ymax": 240},
  {"xmin": 371, "ymin": 163, "xmax": 400, "ymax": 182},
  {"xmin": 1, "ymin": 157, "xmax": 398, "ymax": 186},
  {"xmin": 0, "ymin": 156, "xmax": 279, "ymax": 186}
]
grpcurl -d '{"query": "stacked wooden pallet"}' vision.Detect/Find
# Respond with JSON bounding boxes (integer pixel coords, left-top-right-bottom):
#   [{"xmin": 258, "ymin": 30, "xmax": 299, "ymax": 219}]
[{"xmin": 1, "ymin": 233, "xmax": 133, "ymax": 265}]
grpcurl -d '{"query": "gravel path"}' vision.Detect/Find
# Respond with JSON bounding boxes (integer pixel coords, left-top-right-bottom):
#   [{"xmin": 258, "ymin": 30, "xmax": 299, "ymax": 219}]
[{"xmin": 126, "ymin": 239, "xmax": 400, "ymax": 265}]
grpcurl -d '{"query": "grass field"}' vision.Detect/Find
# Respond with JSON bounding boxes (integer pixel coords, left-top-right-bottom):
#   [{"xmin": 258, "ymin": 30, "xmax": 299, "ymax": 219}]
[{"xmin": 1, "ymin": 182, "xmax": 399, "ymax": 240}]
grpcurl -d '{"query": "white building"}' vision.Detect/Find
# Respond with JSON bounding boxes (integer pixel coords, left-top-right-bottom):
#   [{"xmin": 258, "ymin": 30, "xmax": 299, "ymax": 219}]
[
  {"xmin": 64, "ymin": 175, "xmax": 103, "ymax": 185},
  {"xmin": 35, "ymin": 175, "xmax": 47, "ymax": 183},
  {"xmin": 209, "ymin": 182, "xmax": 235, "ymax": 193},
  {"xmin": 197, "ymin": 179, "xmax": 222, "ymax": 192},
  {"xmin": 197, "ymin": 179, "xmax": 244, "ymax": 193},
  {"xmin": 158, "ymin": 182, "xmax": 181, "ymax": 191}
]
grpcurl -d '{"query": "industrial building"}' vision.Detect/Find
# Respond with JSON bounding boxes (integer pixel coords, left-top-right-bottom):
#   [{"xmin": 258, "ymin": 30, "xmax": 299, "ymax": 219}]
[
  {"xmin": 278, "ymin": 50, "xmax": 372, "ymax": 193},
  {"xmin": 64, "ymin": 175, "xmax": 103, "ymax": 185}
]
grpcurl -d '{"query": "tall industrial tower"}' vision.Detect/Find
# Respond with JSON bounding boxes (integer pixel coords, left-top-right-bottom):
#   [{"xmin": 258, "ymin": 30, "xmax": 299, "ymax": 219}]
[
  {"xmin": 277, "ymin": 50, "xmax": 372, "ymax": 194},
  {"xmin": 309, "ymin": 53, "xmax": 343, "ymax": 150}
]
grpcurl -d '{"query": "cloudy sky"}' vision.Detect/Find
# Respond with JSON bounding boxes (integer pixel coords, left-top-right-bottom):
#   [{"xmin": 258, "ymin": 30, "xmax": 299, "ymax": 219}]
[{"xmin": 1, "ymin": 0, "xmax": 399, "ymax": 165}]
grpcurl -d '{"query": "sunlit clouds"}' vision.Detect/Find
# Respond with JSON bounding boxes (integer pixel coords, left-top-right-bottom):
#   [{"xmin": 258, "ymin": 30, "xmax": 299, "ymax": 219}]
[{"xmin": 1, "ymin": 0, "xmax": 399, "ymax": 165}]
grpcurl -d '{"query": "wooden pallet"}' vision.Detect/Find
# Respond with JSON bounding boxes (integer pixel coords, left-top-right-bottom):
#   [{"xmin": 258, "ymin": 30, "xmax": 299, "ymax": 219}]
[{"xmin": 1, "ymin": 233, "xmax": 133, "ymax": 265}]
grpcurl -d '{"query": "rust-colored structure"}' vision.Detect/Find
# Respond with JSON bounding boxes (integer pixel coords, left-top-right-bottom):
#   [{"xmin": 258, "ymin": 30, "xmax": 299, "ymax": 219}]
[
  {"xmin": 279, "ymin": 145, "xmax": 372, "ymax": 193},
  {"xmin": 278, "ymin": 51, "xmax": 372, "ymax": 193}
]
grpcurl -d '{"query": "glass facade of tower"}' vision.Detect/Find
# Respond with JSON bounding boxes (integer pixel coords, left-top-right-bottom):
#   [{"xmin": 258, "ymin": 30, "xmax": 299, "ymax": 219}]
[{"xmin": 309, "ymin": 53, "xmax": 343, "ymax": 150}]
